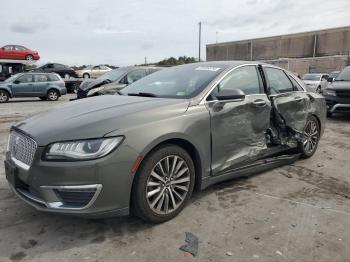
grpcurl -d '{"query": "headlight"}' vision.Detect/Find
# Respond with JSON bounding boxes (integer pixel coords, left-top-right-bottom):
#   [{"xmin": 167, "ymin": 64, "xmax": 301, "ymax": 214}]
[
  {"xmin": 323, "ymin": 89, "xmax": 336, "ymax": 96},
  {"xmin": 45, "ymin": 137, "xmax": 124, "ymax": 160},
  {"xmin": 87, "ymin": 86, "xmax": 104, "ymax": 97}
]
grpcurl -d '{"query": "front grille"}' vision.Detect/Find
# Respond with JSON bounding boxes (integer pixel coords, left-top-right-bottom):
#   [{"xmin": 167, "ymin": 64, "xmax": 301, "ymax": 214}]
[
  {"xmin": 8, "ymin": 131, "xmax": 37, "ymax": 169},
  {"xmin": 336, "ymin": 90, "xmax": 350, "ymax": 98},
  {"xmin": 54, "ymin": 188, "xmax": 96, "ymax": 208}
]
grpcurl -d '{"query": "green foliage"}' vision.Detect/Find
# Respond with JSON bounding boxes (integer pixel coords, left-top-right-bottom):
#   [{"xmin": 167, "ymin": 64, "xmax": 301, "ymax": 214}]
[{"xmin": 157, "ymin": 56, "xmax": 197, "ymax": 66}]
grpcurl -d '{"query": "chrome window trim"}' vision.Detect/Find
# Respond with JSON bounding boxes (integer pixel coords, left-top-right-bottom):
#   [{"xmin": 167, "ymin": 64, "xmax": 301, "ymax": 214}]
[{"xmin": 199, "ymin": 63, "xmax": 261, "ymax": 104}]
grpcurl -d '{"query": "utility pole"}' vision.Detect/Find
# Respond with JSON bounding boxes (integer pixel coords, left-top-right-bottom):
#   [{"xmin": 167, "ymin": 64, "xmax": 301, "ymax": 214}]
[{"xmin": 198, "ymin": 22, "xmax": 202, "ymax": 62}]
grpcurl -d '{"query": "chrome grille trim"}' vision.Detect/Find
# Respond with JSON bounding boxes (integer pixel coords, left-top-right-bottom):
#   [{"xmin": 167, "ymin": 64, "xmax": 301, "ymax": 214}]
[{"xmin": 7, "ymin": 131, "xmax": 37, "ymax": 170}]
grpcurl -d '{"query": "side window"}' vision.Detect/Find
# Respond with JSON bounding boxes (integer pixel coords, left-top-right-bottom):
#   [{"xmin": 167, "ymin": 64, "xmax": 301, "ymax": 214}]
[
  {"xmin": 4, "ymin": 46, "xmax": 12, "ymax": 51},
  {"xmin": 288, "ymin": 75, "xmax": 304, "ymax": 91},
  {"xmin": 265, "ymin": 67, "xmax": 294, "ymax": 94},
  {"xmin": 34, "ymin": 74, "xmax": 49, "ymax": 82},
  {"xmin": 127, "ymin": 69, "xmax": 147, "ymax": 84},
  {"xmin": 48, "ymin": 74, "xmax": 60, "ymax": 81},
  {"xmin": 93, "ymin": 66, "xmax": 101, "ymax": 70},
  {"xmin": 46, "ymin": 64, "xmax": 54, "ymax": 69},
  {"xmin": 16, "ymin": 75, "xmax": 33, "ymax": 83},
  {"xmin": 15, "ymin": 46, "xmax": 25, "ymax": 51},
  {"xmin": 210, "ymin": 66, "xmax": 261, "ymax": 98}
]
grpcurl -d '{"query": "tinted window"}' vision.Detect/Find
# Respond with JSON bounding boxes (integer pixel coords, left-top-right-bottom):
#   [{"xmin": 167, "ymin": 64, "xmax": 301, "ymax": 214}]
[
  {"xmin": 4, "ymin": 46, "xmax": 12, "ymax": 50},
  {"xmin": 288, "ymin": 75, "xmax": 304, "ymax": 91},
  {"xmin": 127, "ymin": 69, "xmax": 147, "ymax": 84},
  {"xmin": 16, "ymin": 75, "xmax": 33, "ymax": 83},
  {"xmin": 211, "ymin": 66, "xmax": 260, "ymax": 96},
  {"xmin": 54, "ymin": 64, "xmax": 65, "ymax": 69},
  {"xmin": 265, "ymin": 67, "xmax": 294, "ymax": 94},
  {"xmin": 14, "ymin": 46, "xmax": 26, "ymax": 51},
  {"xmin": 34, "ymin": 75, "xmax": 49, "ymax": 82},
  {"xmin": 336, "ymin": 68, "xmax": 350, "ymax": 81},
  {"xmin": 121, "ymin": 64, "xmax": 225, "ymax": 99},
  {"xmin": 48, "ymin": 74, "xmax": 60, "ymax": 81}
]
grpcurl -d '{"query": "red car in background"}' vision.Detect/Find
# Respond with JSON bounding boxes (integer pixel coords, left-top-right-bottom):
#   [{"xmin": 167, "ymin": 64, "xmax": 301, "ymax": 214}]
[{"xmin": 0, "ymin": 45, "xmax": 40, "ymax": 61}]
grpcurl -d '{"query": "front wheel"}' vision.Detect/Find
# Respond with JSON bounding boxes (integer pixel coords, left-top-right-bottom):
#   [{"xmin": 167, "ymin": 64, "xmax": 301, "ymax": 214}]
[
  {"xmin": 298, "ymin": 116, "xmax": 320, "ymax": 158},
  {"xmin": 131, "ymin": 145, "xmax": 195, "ymax": 223},
  {"xmin": 47, "ymin": 89, "xmax": 59, "ymax": 101},
  {"xmin": 25, "ymin": 55, "xmax": 33, "ymax": 61}
]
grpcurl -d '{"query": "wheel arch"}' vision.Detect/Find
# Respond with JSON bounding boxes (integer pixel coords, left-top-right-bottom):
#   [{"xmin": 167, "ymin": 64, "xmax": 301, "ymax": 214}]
[
  {"xmin": 47, "ymin": 87, "xmax": 61, "ymax": 96},
  {"xmin": 0, "ymin": 88, "xmax": 12, "ymax": 98}
]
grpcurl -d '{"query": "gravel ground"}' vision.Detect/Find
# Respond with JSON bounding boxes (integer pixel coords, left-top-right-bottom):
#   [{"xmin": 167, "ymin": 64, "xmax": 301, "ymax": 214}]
[{"xmin": 0, "ymin": 94, "xmax": 349, "ymax": 262}]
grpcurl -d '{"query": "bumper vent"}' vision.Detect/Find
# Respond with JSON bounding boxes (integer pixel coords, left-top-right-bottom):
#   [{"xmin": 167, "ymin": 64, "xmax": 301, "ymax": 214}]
[{"xmin": 54, "ymin": 188, "xmax": 97, "ymax": 208}]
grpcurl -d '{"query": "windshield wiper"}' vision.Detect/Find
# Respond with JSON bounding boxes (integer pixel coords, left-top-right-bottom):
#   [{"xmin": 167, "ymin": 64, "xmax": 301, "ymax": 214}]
[{"xmin": 127, "ymin": 92, "xmax": 158, "ymax": 97}]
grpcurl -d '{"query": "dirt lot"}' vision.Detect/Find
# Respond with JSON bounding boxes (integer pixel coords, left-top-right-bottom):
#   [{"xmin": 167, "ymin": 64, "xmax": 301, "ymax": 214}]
[{"xmin": 0, "ymin": 95, "xmax": 349, "ymax": 262}]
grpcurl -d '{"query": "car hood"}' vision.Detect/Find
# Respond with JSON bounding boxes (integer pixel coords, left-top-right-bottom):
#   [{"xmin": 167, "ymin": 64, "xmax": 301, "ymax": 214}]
[
  {"xmin": 79, "ymin": 78, "xmax": 111, "ymax": 91},
  {"xmin": 14, "ymin": 95, "xmax": 190, "ymax": 146},
  {"xmin": 327, "ymin": 81, "xmax": 350, "ymax": 90}
]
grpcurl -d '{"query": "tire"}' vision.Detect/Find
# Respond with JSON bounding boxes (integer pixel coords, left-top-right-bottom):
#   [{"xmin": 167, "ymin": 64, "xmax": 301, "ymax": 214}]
[
  {"xmin": 131, "ymin": 144, "xmax": 195, "ymax": 223},
  {"xmin": 25, "ymin": 55, "xmax": 34, "ymax": 61},
  {"xmin": 0, "ymin": 90, "xmax": 10, "ymax": 103},
  {"xmin": 298, "ymin": 116, "xmax": 320, "ymax": 159},
  {"xmin": 83, "ymin": 73, "xmax": 90, "ymax": 79},
  {"xmin": 47, "ymin": 89, "xmax": 59, "ymax": 101},
  {"xmin": 39, "ymin": 97, "xmax": 47, "ymax": 101}
]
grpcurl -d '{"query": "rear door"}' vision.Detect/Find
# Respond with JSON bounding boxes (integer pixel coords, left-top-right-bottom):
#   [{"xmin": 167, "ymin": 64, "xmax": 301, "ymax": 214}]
[
  {"xmin": 206, "ymin": 65, "xmax": 271, "ymax": 175},
  {"xmin": 13, "ymin": 46, "xmax": 26, "ymax": 60},
  {"xmin": 33, "ymin": 74, "xmax": 50, "ymax": 96},
  {"xmin": 264, "ymin": 66, "xmax": 310, "ymax": 133},
  {"xmin": 11, "ymin": 74, "xmax": 34, "ymax": 96}
]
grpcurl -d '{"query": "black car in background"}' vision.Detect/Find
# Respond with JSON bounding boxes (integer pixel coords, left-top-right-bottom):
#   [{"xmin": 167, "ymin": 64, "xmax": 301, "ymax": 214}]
[
  {"xmin": 76, "ymin": 66, "xmax": 162, "ymax": 99},
  {"xmin": 32, "ymin": 63, "xmax": 77, "ymax": 79},
  {"xmin": 323, "ymin": 66, "xmax": 350, "ymax": 116}
]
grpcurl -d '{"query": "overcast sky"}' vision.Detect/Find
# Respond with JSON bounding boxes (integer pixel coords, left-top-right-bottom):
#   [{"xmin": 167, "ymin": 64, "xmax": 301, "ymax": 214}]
[{"xmin": 1, "ymin": 0, "xmax": 349, "ymax": 66}]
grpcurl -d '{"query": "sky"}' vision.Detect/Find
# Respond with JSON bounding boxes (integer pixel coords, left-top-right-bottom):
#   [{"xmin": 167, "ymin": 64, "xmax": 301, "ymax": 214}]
[{"xmin": 1, "ymin": 0, "xmax": 349, "ymax": 66}]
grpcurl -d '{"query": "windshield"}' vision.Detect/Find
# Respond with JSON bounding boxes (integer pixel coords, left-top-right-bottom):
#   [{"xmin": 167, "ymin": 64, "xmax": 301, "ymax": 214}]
[
  {"xmin": 302, "ymin": 74, "xmax": 321, "ymax": 81},
  {"xmin": 121, "ymin": 64, "xmax": 225, "ymax": 99},
  {"xmin": 335, "ymin": 68, "xmax": 350, "ymax": 81},
  {"xmin": 97, "ymin": 68, "xmax": 129, "ymax": 82},
  {"xmin": 4, "ymin": 74, "xmax": 20, "ymax": 83}
]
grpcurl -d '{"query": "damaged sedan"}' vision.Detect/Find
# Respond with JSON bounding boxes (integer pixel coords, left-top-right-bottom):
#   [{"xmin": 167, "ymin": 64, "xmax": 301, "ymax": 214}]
[{"xmin": 4, "ymin": 61, "xmax": 326, "ymax": 223}]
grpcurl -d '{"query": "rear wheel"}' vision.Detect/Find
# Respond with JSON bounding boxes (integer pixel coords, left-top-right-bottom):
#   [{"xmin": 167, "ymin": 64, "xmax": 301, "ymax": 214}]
[
  {"xmin": 131, "ymin": 145, "xmax": 195, "ymax": 223},
  {"xmin": 25, "ymin": 55, "xmax": 34, "ymax": 61},
  {"xmin": 47, "ymin": 89, "xmax": 59, "ymax": 101},
  {"xmin": 0, "ymin": 90, "xmax": 10, "ymax": 103},
  {"xmin": 298, "ymin": 116, "xmax": 320, "ymax": 158}
]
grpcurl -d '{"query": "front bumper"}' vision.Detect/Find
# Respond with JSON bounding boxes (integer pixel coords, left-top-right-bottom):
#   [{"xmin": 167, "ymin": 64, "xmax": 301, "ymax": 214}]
[
  {"xmin": 4, "ymin": 142, "xmax": 139, "ymax": 218},
  {"xmin": 324, "ymin": 95, "xmax": 350, "ymax": 113}
]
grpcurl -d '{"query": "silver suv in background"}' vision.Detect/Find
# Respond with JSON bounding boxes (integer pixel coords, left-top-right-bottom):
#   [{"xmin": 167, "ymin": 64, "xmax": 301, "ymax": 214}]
[
  {"xmin": 302, "ymin": 73, "xmax": 329, "ymax": 93},
  {"xmin": 0, "ymin": 73, "xmax": 66, "ymax": 103}
]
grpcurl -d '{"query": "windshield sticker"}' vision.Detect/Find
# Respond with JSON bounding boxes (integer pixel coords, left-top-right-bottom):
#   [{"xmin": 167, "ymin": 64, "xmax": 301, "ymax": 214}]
[{"xmin": 195, "ymin": 67, "xmax": 221, "ymax": 72}]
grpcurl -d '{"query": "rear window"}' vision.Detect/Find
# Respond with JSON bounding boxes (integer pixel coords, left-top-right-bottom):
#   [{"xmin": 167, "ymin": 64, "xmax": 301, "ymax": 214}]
[{"xmin": 48, "ymin": 74, "xmax": 60, "ymax": 81}]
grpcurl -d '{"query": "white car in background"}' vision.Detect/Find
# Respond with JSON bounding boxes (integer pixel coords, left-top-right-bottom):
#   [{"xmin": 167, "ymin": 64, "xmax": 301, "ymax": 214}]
[
  {"xmin": 302, "ymin": 73, "xmax": 329, "ymax": 93},
  {"xmin": 76, "ymin": 65, "xmax": 112, "ymax": 79}
]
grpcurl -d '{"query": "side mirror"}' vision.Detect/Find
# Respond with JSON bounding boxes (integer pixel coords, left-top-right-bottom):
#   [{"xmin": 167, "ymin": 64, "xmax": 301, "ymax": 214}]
[
  {"xmin": 327, "ymin": 78, "xmax": 333, "ymax": 83},
  {"xmin": 216, "ymin": 89, "xmax": 245, "ymax": 101},
  {"xmin": 13, "ymin": 80, "xmax": 20, "ymax": 84}
]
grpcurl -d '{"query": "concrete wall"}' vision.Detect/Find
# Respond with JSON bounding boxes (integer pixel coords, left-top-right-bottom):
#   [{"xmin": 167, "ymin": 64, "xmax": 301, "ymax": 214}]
[{"xmin": 207, "ymin": 26, "xmax": 350, "ymax": 61}]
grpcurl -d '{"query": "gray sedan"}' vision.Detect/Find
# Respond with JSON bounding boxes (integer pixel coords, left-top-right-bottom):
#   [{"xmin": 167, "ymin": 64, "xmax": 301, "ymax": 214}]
[{"xmin": 4, "ymin": 61, "xmax": 326, "ymax": 223}]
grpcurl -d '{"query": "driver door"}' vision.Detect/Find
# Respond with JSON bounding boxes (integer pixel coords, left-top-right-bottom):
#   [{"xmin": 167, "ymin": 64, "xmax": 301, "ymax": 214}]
[
  {"xmin": 206, "ymin": 65, "xmax": 271, "ymax": 176},
  {"xmin": 11, "ymin": 74, "xmax": 34, "ymax": 96}
]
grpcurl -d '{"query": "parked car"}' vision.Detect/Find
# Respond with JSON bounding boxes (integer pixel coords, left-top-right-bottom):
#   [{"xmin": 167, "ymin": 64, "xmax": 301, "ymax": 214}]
[
  {"xmin": 323, "ymin": 66, "xmax": 350, "ymax": 116},
  {"xmin": 76, "ymin": 66, "xmax": 162, "ymax": 99},
  {"xmin": 302, "ymin": 73, "xmax": 329, "ymax": 93},
  {"xmin": 328, "ymin": 71, "xmax": 340, "ymax": 82},
  {"xmin": 4, "ymin": 61, "xmax": 326, "ymax": 222},
  {"xmin": 32, "ymin": 63, "xmax": 77, "ymax": 79},
  {"xmin": 0, "ymin": 45, "xmax": 40, "ymax": 61},
  {"xmin": 0, "ymin": 73, "xmax": 66, "ymax": 103},
  {"xmin": 76, "ymin": 65, "xmax": 112, "ymax": 79}
]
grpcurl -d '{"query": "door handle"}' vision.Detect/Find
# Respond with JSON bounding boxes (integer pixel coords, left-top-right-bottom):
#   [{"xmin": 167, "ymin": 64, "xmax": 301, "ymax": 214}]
[
  {"xmin": 294, "ymin": 96, "xmax": 303, "ymax": 102},
  {"xmin": 253, "ymin": 99, "xmax": 266, "ymax": 107}
]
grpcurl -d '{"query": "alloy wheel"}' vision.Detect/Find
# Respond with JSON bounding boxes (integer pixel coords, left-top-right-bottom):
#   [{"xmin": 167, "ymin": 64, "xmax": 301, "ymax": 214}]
[
  {"xmin": 26, "ymin": 55, "xmax": 33, "ymax": 61},
  {"xmin": 146, "ymin": 155, "xmax": 191, "ymax": 215},
  {"xmin": 0, "ymin": 91, "xmax": 9, "ymax": 102},
  {"xmin": 48, "ymin": 91, "xmax": 58, "ymax": 101},
  {"xmin": 303, "ymin": 119, "xmax": 319, "ymax": 154}
]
